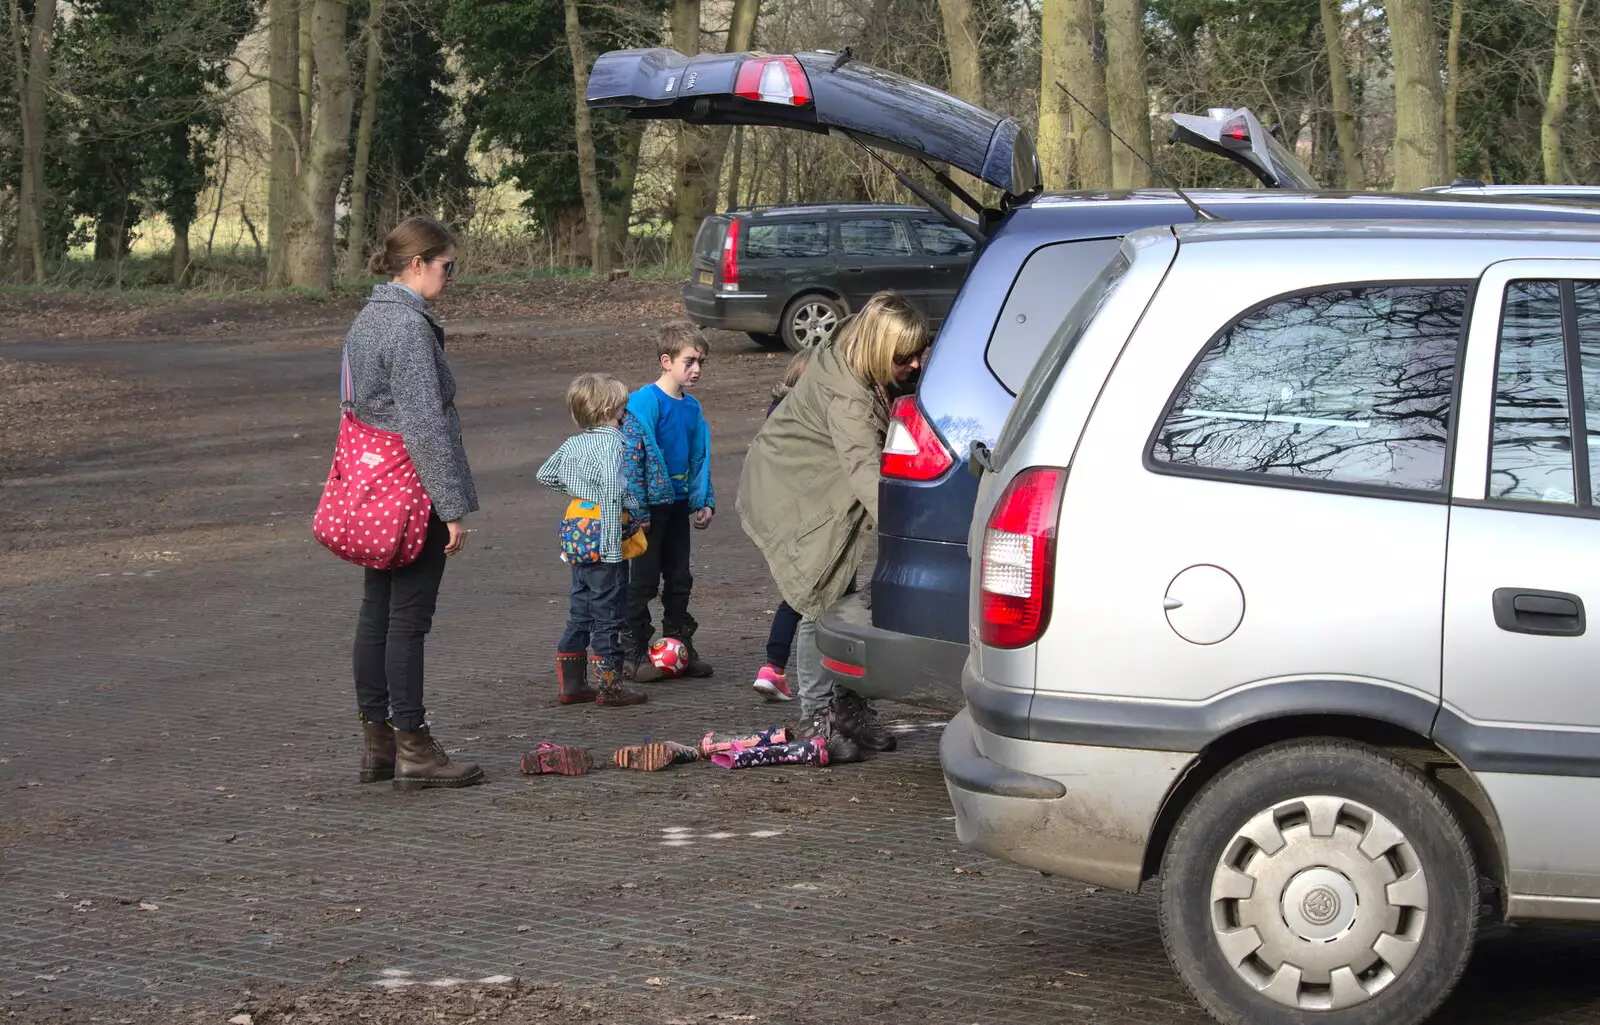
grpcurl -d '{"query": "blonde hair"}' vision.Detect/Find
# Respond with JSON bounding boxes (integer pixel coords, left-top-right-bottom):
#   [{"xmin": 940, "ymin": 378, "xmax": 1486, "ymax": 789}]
[
  {"xmin": 836, "ymin": 292, "xmax": 928, "ymax": 385},
  {"xmin": 367, "ymin": 216, "xmax": 456, "ymax": 276},
  {"xmin": 566, "ymin": 373, "xmax": 629, "ymax": 429},
  {"xmin": 657, "ymin": 319, "xmax": 709, "ymax": 360}
]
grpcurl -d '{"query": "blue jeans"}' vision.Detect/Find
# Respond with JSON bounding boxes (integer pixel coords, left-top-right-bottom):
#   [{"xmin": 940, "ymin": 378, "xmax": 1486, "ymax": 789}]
[{"xmin": 558, "ymin": 560, "xmax": 629, "ymax": 669}]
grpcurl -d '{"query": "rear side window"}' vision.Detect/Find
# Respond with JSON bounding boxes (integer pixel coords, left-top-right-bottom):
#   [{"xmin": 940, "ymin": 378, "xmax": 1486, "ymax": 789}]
[
  {"xmin": 994, "ymin": 252, "xmax": 1131, "ymax": 467},
  {"xmin": 1489, "ymin": 279, "xmax": 1600, "ymax": 506},
  {"xmin": 914, "ymin": 220, "xmax": 976, "ymax": 257},
  {"xmin": 1151, "ymin": 284, "xmax": 1469, "ymax": 493},
  {"xmin": 693, "ymin": 218, "xmax": 728, "ymax": 263},
  {"xmin": 987, "ymin": 238, "xmax": 1122, "ymax": 392},
  {"xmin": 744, "ymin": 220, "xmax": 829, "ymax": 260},
  {"xmin": 840, "ymin": 218, "xmax": 912, "ymax": 258}
]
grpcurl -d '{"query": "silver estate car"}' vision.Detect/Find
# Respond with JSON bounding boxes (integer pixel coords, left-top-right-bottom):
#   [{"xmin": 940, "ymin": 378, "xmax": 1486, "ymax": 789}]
[{"xmin": 941, "ymin": 220, "xmax": 1600, "ymax": 1025}]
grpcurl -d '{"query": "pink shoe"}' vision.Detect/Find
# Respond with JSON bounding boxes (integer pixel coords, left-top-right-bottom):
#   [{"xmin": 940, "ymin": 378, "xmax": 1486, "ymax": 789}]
[{"xmin": 753, "ymin": 664, "xmax": 794, "ymax": 702}]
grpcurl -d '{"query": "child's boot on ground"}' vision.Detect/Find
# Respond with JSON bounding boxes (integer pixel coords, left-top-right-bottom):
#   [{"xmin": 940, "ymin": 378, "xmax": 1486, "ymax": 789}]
[
  {"xmin": 832, "ymin": 689, "xmax": 898, "ymax": 752},
  {"xmin": 359, "ymin": 715, "xmax": 396, "ymax": 783},
  {"xmin": 595, "ymin": 656, "xmax": 648, "ymax": 706},
  {"xmin": 392, "ymin": 726, "xmax": 486, "ymax": 790},
  {"xmin": 555, "ymin": 650, "xmax": 598, "ymax": 704},
  {"xmin": 624, "ymin": 648, "xmax": 664, "ymax": 683}
]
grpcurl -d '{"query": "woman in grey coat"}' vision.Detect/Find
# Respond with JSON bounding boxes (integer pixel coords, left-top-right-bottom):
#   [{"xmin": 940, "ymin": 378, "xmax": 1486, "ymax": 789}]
[{"xmin": 344, "ymin": 216, "xmax": 483, "ymax": 791}]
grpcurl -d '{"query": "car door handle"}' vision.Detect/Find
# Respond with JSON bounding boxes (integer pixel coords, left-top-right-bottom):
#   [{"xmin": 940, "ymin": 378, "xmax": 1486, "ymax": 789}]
[
  {"xmin": 1492, "ymin": 587, "xmax": 1586, "ymax": 636},
  {"xmin": 842, "ymin": 266, "xmax": 866, "ymax": 273}
]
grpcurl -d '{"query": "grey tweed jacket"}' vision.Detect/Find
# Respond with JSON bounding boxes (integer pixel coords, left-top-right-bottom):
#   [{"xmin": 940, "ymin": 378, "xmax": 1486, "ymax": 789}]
[{"xmin": 344, "ymin": 283, "xmax": 479, "ymax": 522}]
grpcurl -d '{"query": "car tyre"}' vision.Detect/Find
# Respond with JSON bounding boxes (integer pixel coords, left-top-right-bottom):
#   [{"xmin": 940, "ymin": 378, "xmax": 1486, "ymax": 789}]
[
  {"xmin": 781, "ymin": 293, "xmax": 844, "ymax": 351},
  {"xmin": 746, "ymin": 331, "xmax": 787, "ymax": 350},
  {"xmin": 1159, "ymin": 739, "xmax": 1478, "ymax": 1025}
]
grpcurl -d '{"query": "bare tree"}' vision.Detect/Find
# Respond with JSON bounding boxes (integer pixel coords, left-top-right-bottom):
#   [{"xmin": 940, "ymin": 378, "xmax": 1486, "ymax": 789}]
[
  {"xmin": 1037, "ymin": 0, "xmax": 1071, "ymax": 187},
  {"xmin": 1319, "ymin": 0, "xmax": 1363, "ymax": 187},
  {"xmin": 565, "ymin": 0, "xmax": 609, "ymax": 273},
  {"xmin": 345, "ymin": 0, "xmax": 384, "ymax": 279},
  {"xmin": 937, "ymin": 0, "xmax": 985, "ymax": 197},
  {"xmin": 1389, "ymin": 0, "xmax": 1447, "ymax": 190},
  {"xmin": 1064, "ymin": 0, "xmax": 1111, "ymax": 188},
  {"xmin": 1444, "ymin": 0, "xmax": 1463, "ymax": 179},
  {"xmin": 283, "ymin": 0, "xmax": 356, "ymax": 290},
  {"xmin": 1542, "ymin": 0, "xmax": 1580, "ymax": 183},
  {"xmin": 10, "ymin": 0, "xmax": 55, "ymax": 284},
  {"xmin": 267, "ymin": 0, "xmax": 302, "ymax": 286},
  {"xmin": 1104, "ymin": 0, "xmax": 1152, "ymax": 188}
]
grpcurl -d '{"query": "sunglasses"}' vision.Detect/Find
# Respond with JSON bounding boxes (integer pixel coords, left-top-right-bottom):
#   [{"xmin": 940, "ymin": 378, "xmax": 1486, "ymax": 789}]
[
  {"xmin": 438, "ymin": 259, "xmax": 457, "ymax": 279},
  {"xmin": 894, "ymin": 347, "xmax": 928, "ymax": 367}
]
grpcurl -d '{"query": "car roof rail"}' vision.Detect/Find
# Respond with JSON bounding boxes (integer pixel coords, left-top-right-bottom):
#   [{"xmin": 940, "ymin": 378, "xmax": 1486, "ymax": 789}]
[{"xmin": 728, "ymin": 200, "xmax": 917, "ymax": 213}]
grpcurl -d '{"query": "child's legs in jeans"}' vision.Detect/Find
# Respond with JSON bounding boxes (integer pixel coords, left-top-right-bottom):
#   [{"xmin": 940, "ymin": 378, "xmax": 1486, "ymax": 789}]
[
  {"xmin": 657, "ymin": 500, "xmax": 697, "ymax": 641},
  {"xmin": 558, "ymin": 562, "xmax": 596, "ymax": 654},
  {"xmin": 622, "ymin": 504, "xmax": 671, "ymax": 656},
  {"xmin": 765, "ymin": 601, "xmax": 801, "ymax": 669},
  {"xmin": 586, "ymin": 561, "xmax": 629, "ymax": 669}
]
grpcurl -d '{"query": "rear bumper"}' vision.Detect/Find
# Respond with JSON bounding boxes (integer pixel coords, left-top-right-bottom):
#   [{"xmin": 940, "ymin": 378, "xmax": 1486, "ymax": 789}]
[
  {"xmin": 682, "ymin": 285, "xmax": 781, "ymax": 334},
  {"xmin": 941, "ymin": 663, "xmax": 1198, "ymax": 892},
  {"xmin": 816, "ymin": 590, "xmax": 967, "ymax": 712}
]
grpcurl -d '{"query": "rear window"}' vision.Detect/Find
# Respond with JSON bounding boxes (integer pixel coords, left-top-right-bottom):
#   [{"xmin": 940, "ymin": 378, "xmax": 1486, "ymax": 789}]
[
  {"xmin": 994, "ymin": 252, "xmax": 1131, "ymax": 467},
  {"xmin": 693, "ymin": 218, "xmax": 728, "ymax": 264},
  {"xmin": 744, "ymin": 220, "xmax": 830, "ymax": 260},
  {"xmin": 840, "ymin": 218, "xmax": 912, "ymax": 258},
  {"xmin": 986, "ymin": 238, "xmax": 1122, "ymax": 392},
  {"xmin": 914, "ymin": 220, "xmax": 976, "ymax": 257}
]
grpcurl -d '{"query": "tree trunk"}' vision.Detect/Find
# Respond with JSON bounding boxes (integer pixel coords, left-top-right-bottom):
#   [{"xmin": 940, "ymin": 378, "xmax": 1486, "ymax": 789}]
[
  {"xmin": 606, "ymin": 123, "xmax": 645, "ymax": 264},
  {"xmin": 345, "ymin": 0, "xmax": 384, "ymax": 279},
  {"xmin": 1104, "ymin": 0, "xmax": 1153, "ymax": 188},
  {"xmin": 267, "ymin": 0, "xmax": 302, "ymax": 286},
  {"xmin": 937, "ymin": 0, "xmax": 986, "ymax": 199},
  {"xmin": 1444, "ymin": 0, "xmax": 1463, "ymax": 179},
  {"xmin": 1037, "ymin": 0, "xmax": 1069, "ymax": 188},
  {"xmin": 669, "ymin": 0, "xmax": 759, "ymax": 261},
  {"xmin": 1319, "ymin": 0, "xmax": 1364, "ymax": 188},
  {"xmin": 284, "ymin": 0, "xmax": 355, "ymax": 291},
  {"xmin": 171, "ymin": 212, "xmax": 192, "ymax": 286},
  {"xmin": 13, "ymin": 0, "xmax": 54, "ymax": 285},
  {"xmin": 1388, "ymin": 0, "xmax": 1447, "ymax": 191},
  {"xmin": 726, "ymin": 126, "xmax": 743, "ymax": 212},
  {"xmin": 1063, "ymin": 0, "xmax": 1111, "ymax": 188},
  {"xmin": 207, "ymin": 135, "xmax": 231, "ymax": 261},
  {"xmin": 1541, "ymin": 0, "xmax": 1578, "ymax": 184},
  {"xmin": 298, "ymin": 0, "xmax": 315, "ymax": 157},
  {"xmin": 564, "ymin": 0, "xmax": 609, "ymax": 274}
]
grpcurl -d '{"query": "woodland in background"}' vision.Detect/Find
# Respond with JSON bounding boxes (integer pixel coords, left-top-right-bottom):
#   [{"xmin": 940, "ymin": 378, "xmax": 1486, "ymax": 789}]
[{"xmin": 1, "ymin": 0, "xmax": 1597, "ymax": 290}]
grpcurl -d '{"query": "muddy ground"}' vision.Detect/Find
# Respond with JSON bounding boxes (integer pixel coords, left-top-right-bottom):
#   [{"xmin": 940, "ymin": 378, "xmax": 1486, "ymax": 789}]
[{"xmin": 3, "ymin": 280, "xmax": 1598, "ymax": 1025}]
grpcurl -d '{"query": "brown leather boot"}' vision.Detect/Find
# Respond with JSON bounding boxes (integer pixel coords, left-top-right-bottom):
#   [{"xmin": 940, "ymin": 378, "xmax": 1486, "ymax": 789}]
[
  {"xmin": 360, "ymin": 716, "xmax": 396, "ymax": 784},
  {"xmin": 392, "ymin": 726, "xmax": 486, "ymax": 791},
  {"xmin": 556, "ymin": 651, "xmax": 598, "ymax": 705},
  {"xmin": 594, "ymin": 657, "xmax": 648, "ymax": 707}
]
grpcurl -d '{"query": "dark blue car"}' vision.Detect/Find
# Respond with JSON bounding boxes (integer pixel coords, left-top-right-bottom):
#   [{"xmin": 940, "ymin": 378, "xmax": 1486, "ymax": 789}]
[{"xmin": 588, "ymin": 47, "xmax": 1600, "ymax": 710}]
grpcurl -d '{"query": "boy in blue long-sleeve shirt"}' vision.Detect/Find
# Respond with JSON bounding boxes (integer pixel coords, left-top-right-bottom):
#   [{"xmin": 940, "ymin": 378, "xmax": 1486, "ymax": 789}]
[{"xmin": 621, "ymin": 321, "xmax": 716, "ymax": 682}]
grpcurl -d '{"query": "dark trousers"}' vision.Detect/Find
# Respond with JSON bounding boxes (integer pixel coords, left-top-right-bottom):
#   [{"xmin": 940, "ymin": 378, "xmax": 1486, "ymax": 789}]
[
  {"xmin": 622, "ymin": 499, "xmax": 696, "ymax": 656},
  {"xmin": 353, "ymin": 514, "xmax": 449, "ymax": 732},
  {"xmin": 558, "ymin": 560, "xmax": 629, "ymax": 668},
  {"xmin": 764, "ymin": 575, "xmax": 857, "ymax": 671},
  {"xmin": 766, "ymin": 602, "xmax": 801, "ymax": 669}
]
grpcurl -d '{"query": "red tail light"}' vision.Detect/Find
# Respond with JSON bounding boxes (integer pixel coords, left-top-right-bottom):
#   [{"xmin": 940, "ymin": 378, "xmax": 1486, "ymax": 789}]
[
  {"xmin": 1221, "ymin": 114, "xmax": 1250, "ymax": 143},
  {"xmin": 979, "ymin": 467, "xmax": 1066, "ymax": 649},
  {"xmin": 720, "ymin": 218, "xmax": 739, "ymax": 291},
  {"xmin": 881, "ymin": 395, "xmax": 953, "ymax": 481},
  {"xmin": 734, "ymin": 56, "xmax": 811, "ymax": 106}
]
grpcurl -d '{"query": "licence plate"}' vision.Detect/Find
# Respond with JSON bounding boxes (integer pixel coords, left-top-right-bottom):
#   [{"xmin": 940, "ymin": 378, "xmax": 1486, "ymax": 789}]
[{"xmin": 698, "ymin": 270, "xmax": 713, "ymax": 285}]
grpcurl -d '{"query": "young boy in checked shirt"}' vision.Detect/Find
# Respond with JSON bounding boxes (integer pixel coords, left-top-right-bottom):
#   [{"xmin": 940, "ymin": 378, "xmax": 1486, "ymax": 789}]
[{"xmin": 537, "ymin": 373, "xmax": 651, "ymax": 708}]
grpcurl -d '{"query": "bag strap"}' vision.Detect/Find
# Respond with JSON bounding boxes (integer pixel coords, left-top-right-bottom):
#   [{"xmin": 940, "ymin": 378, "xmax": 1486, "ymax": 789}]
[{"xmin": 340, "ymin": 347, "xmax": 354, "ymax": 411}]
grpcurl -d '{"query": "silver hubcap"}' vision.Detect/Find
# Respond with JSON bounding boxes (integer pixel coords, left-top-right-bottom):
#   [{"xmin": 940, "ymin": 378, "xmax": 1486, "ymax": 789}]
[
  {"xmin": 790, "ymin": 301, "xmax": 839, "ymax": 348},
  {"xmin": 1210, "ymin": 796, "xmax": 1429, "ymax": 1011}
]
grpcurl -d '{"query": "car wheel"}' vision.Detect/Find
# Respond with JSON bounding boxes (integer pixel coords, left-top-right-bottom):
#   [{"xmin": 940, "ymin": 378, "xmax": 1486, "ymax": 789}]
[
  {"xmin": 746, "ymin": 331, "xmax": 786, "ymax": 350},
  {"xmin": 1159, "ymin": 740, "xmax": 1477, "ymax": 1025},
  {"xmin": 781, "ymin": 294, "xmax": 843, "ymax": 351}
]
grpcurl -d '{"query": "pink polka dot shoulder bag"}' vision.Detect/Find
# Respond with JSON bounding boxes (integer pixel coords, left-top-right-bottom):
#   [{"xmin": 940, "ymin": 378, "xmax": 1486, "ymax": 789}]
[{"xmin": 311, "ymin": 350, "xmax": 433, "ymax": 569}]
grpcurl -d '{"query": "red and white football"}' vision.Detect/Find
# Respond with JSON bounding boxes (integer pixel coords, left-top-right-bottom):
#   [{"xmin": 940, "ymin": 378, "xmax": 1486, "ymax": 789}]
[{"xmin": 648, "ymin": 637, "xmax": 689, "ymax": 677}]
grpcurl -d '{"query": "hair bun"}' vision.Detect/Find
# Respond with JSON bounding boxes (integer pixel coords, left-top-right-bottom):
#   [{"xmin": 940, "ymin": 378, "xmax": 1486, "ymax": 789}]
[{"xmin": 365, "ymin": 247, "xmax": 389, "ymax": 277}]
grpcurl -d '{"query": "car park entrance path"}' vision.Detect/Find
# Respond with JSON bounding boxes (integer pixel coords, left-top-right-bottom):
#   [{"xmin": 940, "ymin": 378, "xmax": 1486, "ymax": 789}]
[{"xmin": 3, "ymin": 282, "xmax": 1598, "ymax": 1025}]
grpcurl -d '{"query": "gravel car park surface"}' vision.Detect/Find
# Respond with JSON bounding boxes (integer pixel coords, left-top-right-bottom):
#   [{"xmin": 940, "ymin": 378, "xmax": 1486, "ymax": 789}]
[{"xmin": 3, "ymin": 281, "xmax": 1598, "ymax": 1025}]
